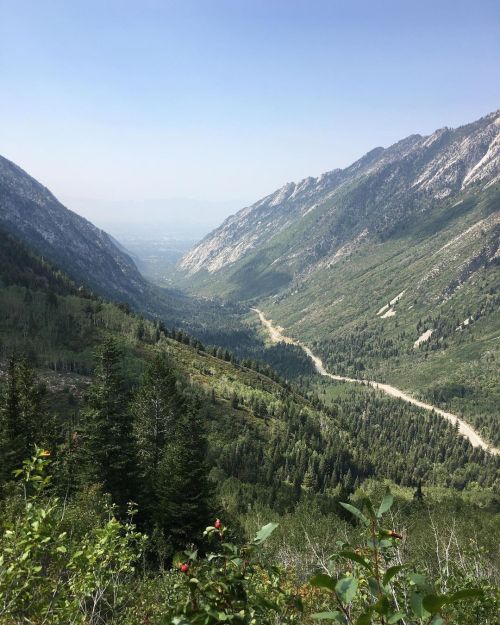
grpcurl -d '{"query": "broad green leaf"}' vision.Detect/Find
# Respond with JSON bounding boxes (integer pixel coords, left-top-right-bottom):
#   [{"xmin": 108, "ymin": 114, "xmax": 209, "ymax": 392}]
[
  {"xmin": 408, "ymin": 572, "xmax": 430, "ymax": 591},
  {"xmin": 383, "ymin": 565, "xmax": 404, "ymax": 586},
  {"xmin": 448, "ymin": 588, "xmax": 483, "ymax": 603},
  {"xmin": 310, "ymin": 574, "xmax": 336, "ymax": 592},
  {"xmin": 253, "ymin": 522, "xmax": 279, "ymax": 545},
  {"xmin": 336, "ymin": 576, "xmax": 358, "ymax": 603},
  {"xmin": 339, "ymin": 550, "xmax": 372, "ymax": 571},
  {"xmin": 422, "ymin": 594, "xmax": 447, "ymax": 613},
  {"xmin": 312, "ymin": 611, "xmax": 343, "ymax": 621},
  {"xmin": 377, "ymin": 489, "xmax": 394, "ymax": 517},
  {"xmin": 172, "ymin": 552, "xmax": 186, "ymax": 568},
  {"xmin": 339, "ymin": 502, "xmax": 369, "ymax": 526},
  {"xmin": 429, "ymin": 617, "xmax": 444, "ymax": 625},
  {"xmin": 362, "ymin": 497, "xmax": 377, "ymax": 519},
  {"xmin": 410, "ymin": 592, "xmax": 430, "ymax": 618},
  {"xmin": 367, "ymin": 576, "xmax": 380, "ymax": 598},
  {"xmin": 373, "ymin": 595, "xmax": 390, "ymax": 615}
]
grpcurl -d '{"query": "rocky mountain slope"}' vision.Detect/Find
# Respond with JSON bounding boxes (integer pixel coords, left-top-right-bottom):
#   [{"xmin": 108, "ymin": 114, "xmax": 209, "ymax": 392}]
[
  {"xmin": 0, "ymin": 155, "xmax": 255, "ymax": 343},
  {"xmin": 179, "ymin": 110, "xmax": 499, "ymax": 292},
  {"xmin": 0, "ymin": 155, "xmax": 147, "ymax": 305}
]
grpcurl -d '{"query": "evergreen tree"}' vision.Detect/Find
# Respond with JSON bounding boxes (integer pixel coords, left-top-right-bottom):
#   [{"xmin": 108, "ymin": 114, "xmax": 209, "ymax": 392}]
[
  {"xmin": 131, "ymin": 353, "xmax": 179, "ymax": 515},
  {"xmin": 0, "ymin": 357, "xmax": 23, "ymax": 484},
  {"xmin": 230, "ymin": 391, "xmax": 239, "ymax": 409},
  {"xmin": 0, "ymin": 357, "xmax": 47, "ymax": 484},
  {"xmin": 78, "ymin": 339, "xmax": 136, "ymax": 509},
  {"xmin": 155, "ymin": 397, "xmax": 212, "ymax": 559},
  {"xmin": 413, "ymin": 480, "xmax": 424, "ymax": 503}
]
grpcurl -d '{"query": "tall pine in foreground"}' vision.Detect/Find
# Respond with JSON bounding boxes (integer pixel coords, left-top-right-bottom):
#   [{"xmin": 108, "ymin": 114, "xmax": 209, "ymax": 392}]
[
  {"xmin": 78, "ymin": 338, "xmax": 136, "ymax": 509},
  {"xmin": 155, "ymin": 394, "xmax": 212, "ymax": 559},
  {"xmin": 131, "ymin": 352, "xmax": 180, "ymax": 519}
]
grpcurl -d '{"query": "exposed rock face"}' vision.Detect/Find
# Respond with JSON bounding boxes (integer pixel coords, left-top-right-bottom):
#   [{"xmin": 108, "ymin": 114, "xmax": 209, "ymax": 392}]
[
  {"xmin": 179, "ymin": 111, "xmax": 500, "ymax": 278},
  {"xmin": 0, "ymin": 155, "xmax": 146, "ymax": 303}
]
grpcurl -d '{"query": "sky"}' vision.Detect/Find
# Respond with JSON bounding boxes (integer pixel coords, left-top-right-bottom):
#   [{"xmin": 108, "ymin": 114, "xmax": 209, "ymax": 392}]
[{"xmin": 1, "ymin": 0, "xmax": 499, "ymax": 236}]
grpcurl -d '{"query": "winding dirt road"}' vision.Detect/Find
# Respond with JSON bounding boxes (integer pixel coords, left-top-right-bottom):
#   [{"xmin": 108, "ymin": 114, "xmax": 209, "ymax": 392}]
[{"xmin": 252, "ymin": 308, "xmax": 499, "ymax": 455}]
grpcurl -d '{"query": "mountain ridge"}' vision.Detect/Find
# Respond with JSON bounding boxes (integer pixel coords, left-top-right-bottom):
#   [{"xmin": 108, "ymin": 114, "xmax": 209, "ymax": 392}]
[{"xmin": 178, "ymin": 110, "xmax": 499, "ymax": 279}]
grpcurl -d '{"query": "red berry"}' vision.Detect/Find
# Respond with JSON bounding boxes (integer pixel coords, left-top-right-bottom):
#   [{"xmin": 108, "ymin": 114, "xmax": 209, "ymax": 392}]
[
  {"xmin": 214, "ymin": 519, "xmax": 222, "ymax": 529},
  {"xmin": 180, "ymin": 563, "xmax": 189, "ymax": 573}
]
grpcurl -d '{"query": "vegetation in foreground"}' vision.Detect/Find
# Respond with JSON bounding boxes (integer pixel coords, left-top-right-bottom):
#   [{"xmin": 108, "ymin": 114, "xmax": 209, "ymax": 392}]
[{"xmin": 0, "ymin": 449, "xmax": 497, "ymax": 624}]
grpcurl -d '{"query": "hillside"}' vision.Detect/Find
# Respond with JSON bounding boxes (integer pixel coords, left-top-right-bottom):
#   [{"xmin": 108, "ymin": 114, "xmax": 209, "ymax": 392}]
[
  {"xmin": 0, "ymin": 228, "xmax": 497, "ymax": 497},
  {"xmin": 177, "ymin": 111, "xmax": 500, "ymax": 445}
]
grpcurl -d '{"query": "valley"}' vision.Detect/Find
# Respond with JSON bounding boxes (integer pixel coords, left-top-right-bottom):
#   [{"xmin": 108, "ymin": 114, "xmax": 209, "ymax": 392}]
[
  {"xmin": 0, "ymin": 110, "xmax": 498, "ymax": 624},
  {"xmin": 252, "ymin": 307, "xmax": 499, "ymax": 454}
]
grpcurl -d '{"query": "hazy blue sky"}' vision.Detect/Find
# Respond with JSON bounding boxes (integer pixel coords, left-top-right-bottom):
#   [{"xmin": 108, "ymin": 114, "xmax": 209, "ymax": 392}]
[{"xmin": 1, "ymin": 0, "xmax": 499, "ymax": 230}]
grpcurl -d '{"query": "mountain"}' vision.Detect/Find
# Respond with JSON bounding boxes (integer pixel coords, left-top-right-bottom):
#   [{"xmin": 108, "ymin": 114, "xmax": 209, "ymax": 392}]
[
  {"xmin": 0, "ymin": 155, "xmax": 148, "ymax": 305},
  {"xmin": 0, "ymin": 155, "xmax": 256, "ymax": 344},
  {"xmin": 179, "ymin": 111, "xmax": 499, "ymax": 288},
  {"xmin": 177, "ymin": 111, "xmax": 500, "ymax": 445}
]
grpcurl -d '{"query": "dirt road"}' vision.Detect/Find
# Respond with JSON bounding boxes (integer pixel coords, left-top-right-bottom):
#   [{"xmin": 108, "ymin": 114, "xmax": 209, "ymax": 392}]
[{"xmin": 252, "ymin": 308, "xmax": 499, "ymax": 455}]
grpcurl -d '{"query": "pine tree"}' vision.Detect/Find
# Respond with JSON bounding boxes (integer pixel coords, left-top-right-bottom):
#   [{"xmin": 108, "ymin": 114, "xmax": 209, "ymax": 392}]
[
  {"xmin": 230, "ymin": 391, "xmax": 239, "ymax": 409},
  {"xmin": 413, "ymin": 480, "xmax": 424, "ymax": 503},
  {"xmin": 154, "ymin": 397, "xmax": 212, "ymax": 559},
  {"xmin": 78, "ymin": 338, "xmax": 136, "ymax": 509},
  {"xmin": 0, "ymin": 357, "xmax": 23, "ymax": 483},
  {"xmin": 131, "ymin": 353, "xmax": 179, "ymax": 515},
  {"xmin": 0, "ymin": 357, "xmax": 47, "ymax": 484}
]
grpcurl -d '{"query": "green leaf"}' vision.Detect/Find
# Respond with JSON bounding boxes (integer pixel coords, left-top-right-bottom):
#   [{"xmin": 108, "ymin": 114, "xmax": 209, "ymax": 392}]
[
  {"xmin": 356, "ymin": 611, "xmax": 372, "ymax": 625},
  {"xmin": 172, "ymin": 552, "xmax": 186, "ymax": 568},
  {"xmin": 310, "ymin": 574, "xmax": 336, "ymax": 592},
  {"xmin": 447, "ymin": 588, "xmax": 483, "ymax": 603},
  {"xmin": 367, "ymin": 576, "xmax": 380, "ymax": 598},
  {"xmin": 373, "ymin": 595, "xmax": 390, "ymax": 615},
  {"xmin": 252, "ymin": 522, "xmax": 279, "ymax": 545},
  {"xmin": 410, "ymin": 592, "xmax": 430, "ymax": 618},
  {"xmin": 312, "ymin": 612, "xmax": 343, "ymax": 621},
  {"xmin": 339, "ymin": 550, "xmax": 372, "ymax": 571},
  {"xmin": 422, "ymin": 594, "xmax": 447, "ymax": 613},
  {"xmin": 339, "ymin": 502, "xmax": 369, "ymax": 526},
  {"xmin": 336, "ymin": 576, "xmax": 358, "ymax": 603},
  {"xmin": 429, "ymin": 617, "xmax": 444, "ymax": 625},
  {"xmin": 383, "ymin": 565, "xmax": 404, "ymax": 586},
  {"xmin": 408, "ymin": 572, "xmax": 430, "ymax": 591},
  {"xmin": 377, "ymin": 489, "xmax": 394, "ymax": 517}
]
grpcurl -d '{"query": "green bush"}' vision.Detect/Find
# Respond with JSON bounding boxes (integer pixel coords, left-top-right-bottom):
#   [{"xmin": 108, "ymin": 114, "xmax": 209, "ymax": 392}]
[{"xmin": 0, "ymin": 448, "xmax": 146, "ymax": 624}]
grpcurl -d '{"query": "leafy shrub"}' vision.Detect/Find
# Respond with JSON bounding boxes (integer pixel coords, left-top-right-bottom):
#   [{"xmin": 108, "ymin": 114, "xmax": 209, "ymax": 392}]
[
  {"xmin": 169, "ymin": 518, "xmax": 302, "ymax": 624},
  {"xmin": 0, "ymin": 448, "xmax": 146, "ymax": 624},
  {"xmin": 309, "ymin": 489, "xmax": 486, "ymax": 624}
]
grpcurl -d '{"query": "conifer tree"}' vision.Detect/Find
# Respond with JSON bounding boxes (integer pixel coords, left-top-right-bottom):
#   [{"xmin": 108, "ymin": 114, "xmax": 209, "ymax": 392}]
[
  {"xmin": 131, "ymin": 353, "xmax": 179, "ymax": 516},
  {"xmin": 155, "ymin": 396, "xmax": 212, "ymax": 558},
  {"xmin": 0, "ymin": 357, "xmax": 47, "ymax": 484},
  {"xmin": 0, "ymin": 357, "xmax": 23, "ymax": 484},
  {"xmin": 78, "ymin": 338, "xmax": 136, "ymax": 509}
]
